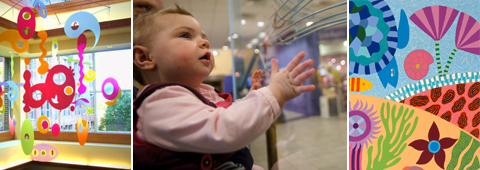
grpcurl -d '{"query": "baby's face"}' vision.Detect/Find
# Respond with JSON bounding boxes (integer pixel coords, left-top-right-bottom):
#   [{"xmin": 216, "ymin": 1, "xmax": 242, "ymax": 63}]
[{"xmin": 149, "ymin": 14, "xmax": 214, "ymax": 85}]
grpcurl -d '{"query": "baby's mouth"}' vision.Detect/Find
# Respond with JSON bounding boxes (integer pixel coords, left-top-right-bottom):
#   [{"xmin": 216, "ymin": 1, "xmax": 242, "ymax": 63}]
[{"xmin": 199, "ymin": 52, "xmax": 211, "ymax": 61}]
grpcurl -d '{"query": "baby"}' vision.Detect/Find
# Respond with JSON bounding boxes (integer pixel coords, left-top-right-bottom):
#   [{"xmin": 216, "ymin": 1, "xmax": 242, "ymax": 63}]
[{"xmin": 133, "ymin": 4, "xmax": 315, "ymax": 170}]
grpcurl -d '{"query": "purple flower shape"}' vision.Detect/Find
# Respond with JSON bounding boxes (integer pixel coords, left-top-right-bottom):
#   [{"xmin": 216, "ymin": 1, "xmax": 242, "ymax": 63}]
[{"xmin": 408, "ymin": 122, "xmax": 457, "ymax": 169}]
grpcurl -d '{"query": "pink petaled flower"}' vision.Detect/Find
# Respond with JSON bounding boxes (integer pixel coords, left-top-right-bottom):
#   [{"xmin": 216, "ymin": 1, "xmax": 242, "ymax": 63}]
[{"xmin": 408, "ymin": 122, "xmax": 457, "ymax": 169}]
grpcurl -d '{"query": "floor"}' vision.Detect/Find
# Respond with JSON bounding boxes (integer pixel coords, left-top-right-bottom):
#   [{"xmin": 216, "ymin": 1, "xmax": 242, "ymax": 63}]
[
  {"xmin": 7, "ymin": 161, "xmax": 125, "ymax": 170},
  {"xmin": 250, "ymin": 110, "xmax": 347, "ymax": 170}
]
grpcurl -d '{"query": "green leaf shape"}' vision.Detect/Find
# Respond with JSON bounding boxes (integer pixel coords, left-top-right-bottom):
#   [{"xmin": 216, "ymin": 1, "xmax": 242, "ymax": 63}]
[
  {"xmin": 466, "ymin": 156, "xmax": 479, "ymax": 170},
  {"xmin": 351, "ymin": 4, "xmax": 364, "ymax": 14},
  {"xmin": 367, "ymin": 102, "xmax": 418, "ymax": 170},
  {"xmin": 447, "ymin": 131, "xmax": 473, "ymax": 170},
  {"xmin": 67, "ymin": 57, "xmax": 93, "ymax": 66},
  {"xmin": 459, "ymin": 139, "xmax": 479, "ymax": 169},
  {"xmin": 357, "ymin": 26, "xmax": 366, "ymax": 42}
]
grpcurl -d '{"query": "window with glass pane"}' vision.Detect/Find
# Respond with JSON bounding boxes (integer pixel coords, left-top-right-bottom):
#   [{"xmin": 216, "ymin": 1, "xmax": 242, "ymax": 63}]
[
  {"xmin": 24, "ymin": 49, "xmax": 130, "ymax": 133},
  {"xmin": 94, "ymin": 49, "xmax": 131, "ymax": 132},
  {"xmin": 0, "ymin": 57, "xmax": 8, "ymax": 132}
]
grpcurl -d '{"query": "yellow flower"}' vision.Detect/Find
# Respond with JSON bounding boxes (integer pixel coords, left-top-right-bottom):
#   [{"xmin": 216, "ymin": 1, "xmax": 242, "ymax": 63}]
[{"xmin": 86, "ymin": 107, "xmax": 94, "ymax": 115}]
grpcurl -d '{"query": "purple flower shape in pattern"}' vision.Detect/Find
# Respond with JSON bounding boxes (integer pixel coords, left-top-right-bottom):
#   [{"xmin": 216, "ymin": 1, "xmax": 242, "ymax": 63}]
[
  {"xmin": 408, "ymin": 122, "xmax": 457, "ymax": 169},
  {"xmin": 349, "ymin": 100, "xmax": 380, "ymax": 149}
]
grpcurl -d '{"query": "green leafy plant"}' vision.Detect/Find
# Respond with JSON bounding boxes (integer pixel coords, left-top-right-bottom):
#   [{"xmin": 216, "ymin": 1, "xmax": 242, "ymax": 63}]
[
  {"xmin": 366, "ymin": 102, "xmax": 418, "ymax": 170},
  {"xmin": 98, "ymin": 91, "xmax": 131, "ymax": 131}
]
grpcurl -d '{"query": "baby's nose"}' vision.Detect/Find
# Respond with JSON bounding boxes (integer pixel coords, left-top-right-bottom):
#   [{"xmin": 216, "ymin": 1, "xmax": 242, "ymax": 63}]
[{"xmin": 200, "ymin": 39, "xmax": 210, "ymax": 49}]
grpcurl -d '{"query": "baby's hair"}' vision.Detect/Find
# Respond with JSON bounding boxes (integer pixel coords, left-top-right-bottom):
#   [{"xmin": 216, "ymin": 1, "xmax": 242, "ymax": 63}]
[
  {"xmin": 133, "ymin": 3, "xmax": 193, "ymax": 85},
  {"xmin": 133, "ymin": 3, "xmax": 193, "ymax": 46}
]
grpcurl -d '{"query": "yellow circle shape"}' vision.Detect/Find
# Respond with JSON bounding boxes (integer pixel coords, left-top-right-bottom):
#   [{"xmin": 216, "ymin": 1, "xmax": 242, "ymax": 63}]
[
  {"xmin": 23, "ymin": 12, "xmax": 31, "ymax": 20},
  {"xmin": 64, "ymin": 86, "xmax": 73, "ymax": 95},
  {"xmin": 36, "ymin": 116, "xmax": 50, "ymax": 134}
]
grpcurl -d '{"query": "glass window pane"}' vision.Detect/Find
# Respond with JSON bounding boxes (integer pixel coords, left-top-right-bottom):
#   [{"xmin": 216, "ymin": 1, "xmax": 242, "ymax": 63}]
[
  {"xmin": 94, "ymin": 49, "xmax": 132, "ymax": 90},
  {"xmin": 18, "ymin": 49, "xmax": 131, "ymax": 133},
  {"xmin": 94, "ymin": 49, "xmax": 131, "ymax": 132},
  {"xmin": 0, "ymin": 57, "xmax": 7, "ymax": 132}
]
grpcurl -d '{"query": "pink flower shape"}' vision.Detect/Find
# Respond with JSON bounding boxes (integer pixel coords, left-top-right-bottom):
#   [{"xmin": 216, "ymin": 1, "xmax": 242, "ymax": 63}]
[{"xmin": 408, "ymin": 122, "xmax": 457, "ymax": 169}]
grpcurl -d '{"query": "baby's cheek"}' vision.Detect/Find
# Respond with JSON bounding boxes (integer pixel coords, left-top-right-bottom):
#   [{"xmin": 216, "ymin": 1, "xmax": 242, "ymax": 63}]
[{"xmin": 210, "ymin": 57, "xmax": 215, "ymax": 69}]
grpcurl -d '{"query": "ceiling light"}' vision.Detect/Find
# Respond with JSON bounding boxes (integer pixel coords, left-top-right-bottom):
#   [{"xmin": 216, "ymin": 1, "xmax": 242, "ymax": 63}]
[
  {"xmin": 331, "ymin": 58, "xmax": 336, "ymax": 63},
  {"xmin": 344, "ymin": 40, "xmax": 348, "ymax": 47},
  {"xmin": 232, "ymin": 33, "xmax": 238, "ymax": 39},
  {"xmin": 246, "ymin": 43, "xmax": 253, "ymax": 49},
  {"xmin": 336, "ymin": 65, "xmax": 341, "ymax": 70},
  {"xmin": 222, "ymin": 46, "xmax": 229, "ymax": 51},
  {"xmin": 328, "ymin": 62, "xmax": 332, "ymax": 66},
  {"xmin": 306, "ymin": 21, "xmax": 313, "ymax": 27},
  {"xmin": 257, "ymin": 22, "xmax": 264, "ymax": 27},
  {"xmin": 259, "ymin": 32, "xmax": 266, "ymax": 39},
  {"xmin": 341, "ymin": 60, "xmax": 345, "ymax": 65},
  {"xmin": 254, "ymin": 49, "xmax": 260, "ymax": 54},
  {"xmin": 241, "ymin": 19, "xmax": 246, "ymax": 25},
  {"xmin": 228, "ymin": 36, "xmax": 231, "ymax": 41},
  {"xmin": 212, "ymin": 51, "xmax": 218, "ymax": 56},
  {"xmin": 251, "ymin": 38, "xmax": 259, "ymax": 44}
]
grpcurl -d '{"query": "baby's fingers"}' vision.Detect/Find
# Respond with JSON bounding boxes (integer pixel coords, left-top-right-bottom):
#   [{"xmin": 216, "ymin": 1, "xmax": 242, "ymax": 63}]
[
  {"xmin": 290, "ymin": 59, "xmax": 313, "ymax": 81},
  {"xmin": 271, "ymin": 59, "xmax": 279, "ymax": 75},
  {"xmin": 294, "ymin": 84, "xmax": 315, "ymax": 94},
  {"xmin": 286, "ymin": 51, "xmax": 305, "ymax": 72},
  {"xmin": 254, "ymin": 70, "xmax": 263, "ymax": 78},
  {"xmin": 293, "ymin": 68, "xmax": 315, "ymax": 86}
]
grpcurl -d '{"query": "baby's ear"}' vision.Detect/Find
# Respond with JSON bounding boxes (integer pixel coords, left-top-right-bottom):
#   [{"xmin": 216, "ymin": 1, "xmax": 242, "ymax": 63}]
[{"xmin": 133, "ymin": 45, "xmax": 155, "ymax": 70}]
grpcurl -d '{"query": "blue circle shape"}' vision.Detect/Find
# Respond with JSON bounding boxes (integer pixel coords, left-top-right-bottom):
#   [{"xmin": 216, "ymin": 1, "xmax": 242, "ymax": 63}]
[
  {"xmin": 428, "ymin": 140, "xmax": 440, "ymax": 153},
  {"xmin": 104, "ymin": 83, "xmax": 114, "ymax": 95}
]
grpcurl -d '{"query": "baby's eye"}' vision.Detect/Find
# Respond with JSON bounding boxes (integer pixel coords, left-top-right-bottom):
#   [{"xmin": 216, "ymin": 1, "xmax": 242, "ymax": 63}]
[{"xmin": 180, "ymin": 33, "xmax": 191, "ymax": 39}]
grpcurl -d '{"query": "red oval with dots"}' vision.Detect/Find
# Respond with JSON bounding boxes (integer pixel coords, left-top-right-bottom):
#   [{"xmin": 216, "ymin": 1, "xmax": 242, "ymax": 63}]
[{"xmin": 17, "ymin": 7, "xmax": 36, "ymax": 40}]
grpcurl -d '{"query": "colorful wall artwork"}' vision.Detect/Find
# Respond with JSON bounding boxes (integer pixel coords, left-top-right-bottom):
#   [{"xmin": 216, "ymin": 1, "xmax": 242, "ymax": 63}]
[
  {"xmin": 0, "ymin": 0, "xmax": 124, "ymax": 163},
  {"xmin": 349, "ymin": 0, "xmax": 480, "ymax": 169}
]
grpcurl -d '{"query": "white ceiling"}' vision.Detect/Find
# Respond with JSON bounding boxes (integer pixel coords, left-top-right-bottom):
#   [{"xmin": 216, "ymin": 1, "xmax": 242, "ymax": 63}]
[{"xmin": 164, "ymin": 0, "xmax": 346, "ymax": 49}]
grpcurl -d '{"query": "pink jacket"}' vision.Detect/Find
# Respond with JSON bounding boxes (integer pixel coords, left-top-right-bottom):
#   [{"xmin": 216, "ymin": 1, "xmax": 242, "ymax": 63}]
[{"xmin": 136, "ymin": 83, "xmax": 281, "ymax": 153}]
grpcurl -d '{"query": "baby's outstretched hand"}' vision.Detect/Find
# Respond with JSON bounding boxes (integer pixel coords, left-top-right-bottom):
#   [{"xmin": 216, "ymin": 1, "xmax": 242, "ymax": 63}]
[
  {"xmin": 267, "ymin": 51, "xmax": 316, "ymax": 108},
  {"xmin": 249, "ymin": 70, "xmax": 263, "ymax": 92}
]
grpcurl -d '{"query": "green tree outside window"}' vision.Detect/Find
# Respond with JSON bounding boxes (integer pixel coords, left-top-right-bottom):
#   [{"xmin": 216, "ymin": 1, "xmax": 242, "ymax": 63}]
[{"xmin": 98, "ymin": 91, "xmax": 131, "ymax": 131}]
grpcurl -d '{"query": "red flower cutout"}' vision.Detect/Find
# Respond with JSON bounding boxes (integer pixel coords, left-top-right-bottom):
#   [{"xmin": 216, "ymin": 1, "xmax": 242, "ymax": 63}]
[{"xmin": 408, "ymin": 122, "xmax": 457, "ymax": 169}]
